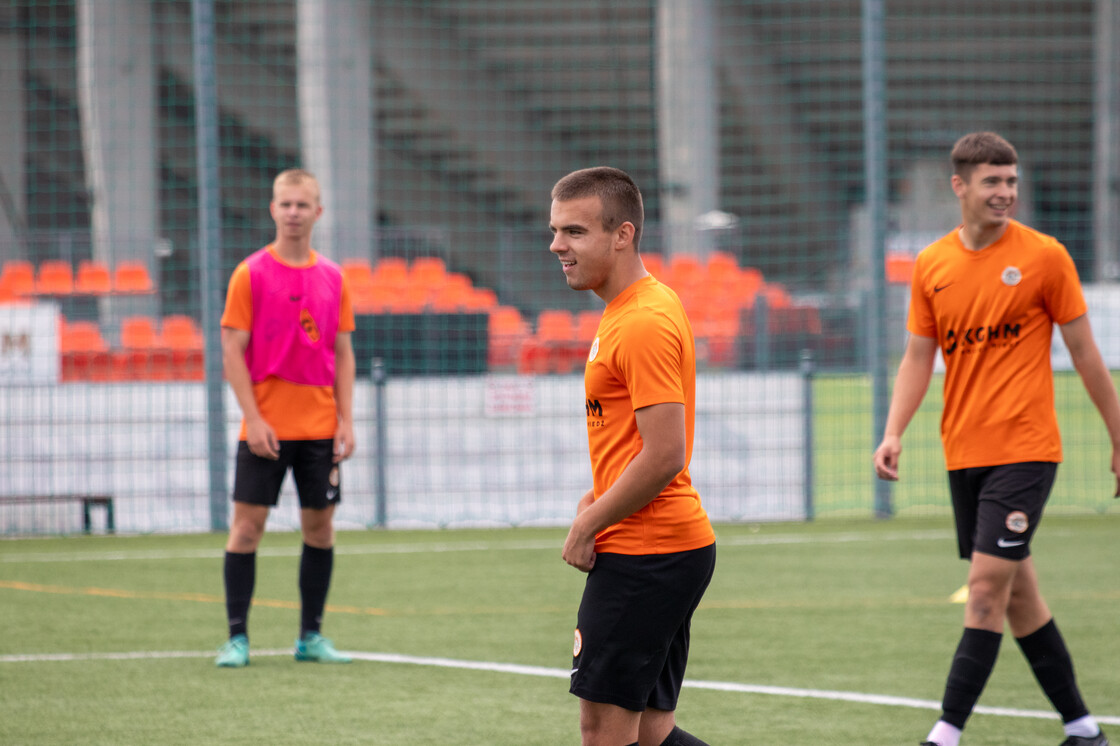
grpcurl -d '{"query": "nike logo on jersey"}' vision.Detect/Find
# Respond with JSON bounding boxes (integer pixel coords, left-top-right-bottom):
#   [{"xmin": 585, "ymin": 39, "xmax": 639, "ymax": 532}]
[
  {"xmin": 934, "ymin": 283, "xmax": 952, "ymax": 293},
  {"xmin": 996, "ymin": 537, "xmax": 1026, "ymax": 548},
  {"xmin": 290, "ymin": 294, "xmax": 302, "ymax": 302}
]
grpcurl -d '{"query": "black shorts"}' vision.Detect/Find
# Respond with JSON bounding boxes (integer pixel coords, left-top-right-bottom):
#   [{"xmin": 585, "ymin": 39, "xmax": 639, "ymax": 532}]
[
  {"xmin": 948, "ymin": 461, "xmax": 1057, "ymax": 561},
  {"xmin": 569, "ymin": 543, "xmax": 716, "ymax": 712},
  {"xmin": 232, "ymin": 439, "xmax": 342, "ymax": 510}
]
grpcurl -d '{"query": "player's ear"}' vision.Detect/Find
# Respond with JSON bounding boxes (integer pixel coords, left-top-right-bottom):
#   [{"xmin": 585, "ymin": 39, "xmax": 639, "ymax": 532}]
[
  {"xmin": 950, "ymin": 173, "xmax": 966, "ymax": 197},
  {"xmin": 615, "ymin": 221, "xmax": 636, "ymax": 251}
]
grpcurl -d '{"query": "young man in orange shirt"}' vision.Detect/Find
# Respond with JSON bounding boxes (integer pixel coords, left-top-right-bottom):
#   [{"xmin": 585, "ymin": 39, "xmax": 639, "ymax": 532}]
[
  {"xmin": 874, "ymin": 132, "xmax": 1120, "ymax": 746},
  {"xmin": 216, "ymin": 169, "xmax": 357, "ymax": 667},
  {"xmin": 551, "ymin": 166, "xmax": 716, "ymax": 746}
]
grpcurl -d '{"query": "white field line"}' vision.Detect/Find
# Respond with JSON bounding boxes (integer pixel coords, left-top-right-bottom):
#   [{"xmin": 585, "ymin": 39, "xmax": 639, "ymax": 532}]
[
  {"xmin": 0, "ymin": 528, "xmax": 958, "ymax": 564},
  {"xmin": 2, "ymin": 647, "xmax": 1118, "ymax": 726}
]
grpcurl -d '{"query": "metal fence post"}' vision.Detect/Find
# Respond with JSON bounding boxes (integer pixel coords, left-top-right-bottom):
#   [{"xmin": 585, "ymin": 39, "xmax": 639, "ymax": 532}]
[
  {"xmin": 862, "ymin": 0, "xmax": 893, "ymax": 518},
  {"xmin": 800, "ymin": 348, "xmax": 815, "ymax": 521},
  {"xmin": 191, "ymin": 0, "xmax": 228, "ymax": 532},
  {"xmin": 372, "ymin": 357, "xmax": 388, "ymax": 528},
  {"xmin": 754, "ymin": 293, "xmax": 770, "ymax": 372}
]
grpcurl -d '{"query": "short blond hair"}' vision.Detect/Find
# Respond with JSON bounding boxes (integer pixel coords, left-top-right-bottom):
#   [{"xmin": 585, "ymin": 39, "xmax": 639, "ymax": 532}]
[{"xmin": 272, "ymin": 168, "xmax": 320, "ymax": 202}]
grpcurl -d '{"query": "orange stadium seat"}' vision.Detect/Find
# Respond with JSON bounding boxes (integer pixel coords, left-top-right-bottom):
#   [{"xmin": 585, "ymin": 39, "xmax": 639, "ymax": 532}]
[
  {"xmin": 519, "ymin": 309, "xmax": 580, "ymax": 374},
  {"xmin": 732, "ymin": 267, "xmax": 764, "ymax": 307},
  {"xmin": 575, "ymin": 309, "xmax": 601, "ymax": 342},
  {"xmin": 382, "ymin": 284, "xmax": 429, "ymax": 313},
  {"xmin": 762, "ymin": 283, "xmax": 792, "ymax": 309},
  {"xmin": 642, "ymin": 252, "xmax": 664, "ymax": 280},
  {"xmin": 35, "ymin": 260, "xmax": 74, "ymax": 295},
  {"xmin": 706, "ymin": 251, "xmax": 739, "ymax": 277},
  {"xmin": 75, "ymin": 260, "xmax": 112, "ymax": 295},
  {"xmin": 885, "ymin": 252, "xmax": 916, "ymax": 284},
  {"xmin": 372, "ymin": 257, "xmax": 409, "ymax": 288},
  {"xmin": 112, "ymin": 261, "xmax": 155, "ymax": 294},
  {"xmin": 120, "ymin": 316, "xmax": 159, "ymax": 349},
  {"xmin": 116, "ymin": 315, "xmax": 170, "ymax": 381},
  {"xmin": 160, "ymin": 315, "xmax": 203, "ymax": 349},
  {"xmin": 351, "ymin": 286, "xmax": 388, "ymax": 314},
  {"xmin": 60, "ymin": 319, "xmax": 109, "ymax": 353},
  {"xmin": 464, "ymin": 287, "xmax": 498, "ymax": 311},
  {"xmin": 410, "ymin": 256, "xmax": 447, "ymax": 287},
  {"xmin": 160, "ymin": 315, "xmax": 204, "ymax": 380},
  {"xmin": 341, "ymin": 259, "xmax": 376, "ymax": 294},
  {"xmin": 1, "ymin": 260, "xmax": 35, "ymax": 297},
  {"xmin": 487, "ymin": 306, "xmax": 528, "ymax": 369},
  {"xmin": 59, "ymin": 320, "xmax": 111, "ymax": 382},
  {"xmin": 428, "ymin": 284, "xmax": 470, "ymax": 313},
  {"xmin": 668, "ymin": 253, "xmax": 704, "ymax": 289}
]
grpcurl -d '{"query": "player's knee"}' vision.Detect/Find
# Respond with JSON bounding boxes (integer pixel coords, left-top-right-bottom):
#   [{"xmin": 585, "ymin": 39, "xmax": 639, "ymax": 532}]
[
  {"xmin": 227, "ymin": 518, "xmax": 266, "ymax": 552},
  {"xmin": 966, "ymin": 580, "xmax": 1009, "ymax": 622},
  {"xmin": 300, "ymin": 521, "xmax": 334, "ymax": 548}
]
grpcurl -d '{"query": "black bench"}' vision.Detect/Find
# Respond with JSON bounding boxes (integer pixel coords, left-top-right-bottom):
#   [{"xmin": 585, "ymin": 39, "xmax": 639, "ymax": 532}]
[{"xmin": 0, "ymin": 495, "xmax": 115, "ymax": 534}]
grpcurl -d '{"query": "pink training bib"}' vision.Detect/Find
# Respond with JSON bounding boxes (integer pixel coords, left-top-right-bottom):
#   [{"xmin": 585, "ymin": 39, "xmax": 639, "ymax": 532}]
[{"xmin": 244, "ymin": 248, "xmax": 342, "ymax": 386}]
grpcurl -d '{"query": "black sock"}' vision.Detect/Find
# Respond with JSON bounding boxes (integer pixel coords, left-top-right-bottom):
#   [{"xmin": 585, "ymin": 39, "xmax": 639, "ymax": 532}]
[
  {"xmin": 1016, "ymin": 618, "xmax": 1089, "ymax": 723},
  {"xmin": 299, "ymin": 544, "xmax": 334, "ymax": 637},
  {"xmin": 941, "ymin": 627, "xmax": 1002, "ymax": 729},
  {"xmin": 659, "ymin": 726, "xmax": 710, "ymax": 746},
  {"xmin": 223, "ymin": 551, "xmax": 256, "ymax": 639}
]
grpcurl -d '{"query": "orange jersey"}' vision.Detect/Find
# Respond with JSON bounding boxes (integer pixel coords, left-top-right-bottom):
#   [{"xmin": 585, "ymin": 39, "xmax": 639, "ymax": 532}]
[
  {"xmin": 584, "ymin": 275, "xmax": 715, "ymax": 555},
  {"xmin": 221, "ymin": 246, "xmax": 355, "ymax": 440},
  {"xmin": 908, "ymin": 220, "xmax": 1087, "ymax": 470}
]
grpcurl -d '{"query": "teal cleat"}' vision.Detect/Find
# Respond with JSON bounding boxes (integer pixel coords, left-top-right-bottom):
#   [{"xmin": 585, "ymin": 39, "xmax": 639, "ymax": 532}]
[
  {"xmin": 294, "ymin": 632, "xmax": 352, "ymax": 663},
  {"xmin": 215, "ymin": 634, "xmax": 249, "ymax": 668}
]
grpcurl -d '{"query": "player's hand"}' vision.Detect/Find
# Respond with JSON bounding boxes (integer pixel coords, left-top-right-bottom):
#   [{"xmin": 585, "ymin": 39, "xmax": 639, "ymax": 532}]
[
  {"xmin": 1111, "ymin": 449, "xmax": 1120, "ymax": 498},
  {"xmin": 333, "ymin": 419, "xmax": 355, "ymax": 463},
  {"xmin": 873, "ymin": 436, "xmax": 901, "ymax": 481},
  {"xmin": 562, "ymin": 519, "xmax": 596, "ymax": 573},
  {"xmin": 246, "ymin": 417, "xmax": 280, "ymax": 460}
]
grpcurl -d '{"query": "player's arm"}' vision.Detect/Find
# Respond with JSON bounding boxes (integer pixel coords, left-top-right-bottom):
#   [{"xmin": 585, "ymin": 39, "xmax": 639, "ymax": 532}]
[
  {"xmin": 1060, "ymin": 314, "xmax": 1120, "ymax": 496},
  {"xmin": 562, "ymin": 402, "xmax": 686, "ymax": 571},
  {"xmin": 332, "ymin": 330, "xmax": 356, "ymax": 463},
  {"xmin": 221, "ymin": 326, "xmax": 280, "ymax": 460},
  {"xmin": 574, "ymin": 488, "xmax": 595, "ymax": 515},
  {"xmin": 873, "ymin": 333, "xmax": 939, "ymax": 481}
]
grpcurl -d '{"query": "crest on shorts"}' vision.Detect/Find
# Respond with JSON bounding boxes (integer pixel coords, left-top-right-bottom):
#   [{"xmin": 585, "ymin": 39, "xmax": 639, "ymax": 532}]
[
  {"xmin": 1005, "ymin": 510, "xmax": 1029, "ymax": 534},
  {"xmin": 588, "ymin": 337, "xmax": 599, "ymax": 363},
  {"xmin": 573, "ymin": 628, "xmax": 583, "ymax": 657},
  {"xmin": 1001, "ymin": 266, "xmax": 1022, "ymax": 287}
]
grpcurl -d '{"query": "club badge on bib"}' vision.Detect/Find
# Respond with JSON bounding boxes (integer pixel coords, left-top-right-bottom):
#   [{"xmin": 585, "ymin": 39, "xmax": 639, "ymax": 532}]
[{"xmin": 1001, "ymin": 266, "xmax": 1022, "ymax": 287}]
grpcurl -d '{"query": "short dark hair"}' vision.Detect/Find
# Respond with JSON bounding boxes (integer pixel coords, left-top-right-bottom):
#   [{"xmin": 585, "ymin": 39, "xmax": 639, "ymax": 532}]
[
  {"xmin": 551, "ymin": 166, "xmax": 644, "ymax": 250},
  {"xmin": 951, "ymin": 132, "xmax": 1018, "ymax": 181}
]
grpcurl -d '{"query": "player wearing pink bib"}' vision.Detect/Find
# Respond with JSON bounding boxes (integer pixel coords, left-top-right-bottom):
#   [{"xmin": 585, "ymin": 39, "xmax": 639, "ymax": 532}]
[{"xmin": 216, "ymin": 169, "xmax": 356, "ymax": 668}]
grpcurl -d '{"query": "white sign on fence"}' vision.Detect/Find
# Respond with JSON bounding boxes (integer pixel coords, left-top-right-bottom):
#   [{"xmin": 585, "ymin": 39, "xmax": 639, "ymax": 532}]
[{"xmin": 0, "ymin": 302, "xmax": 59, "ymax": 385}]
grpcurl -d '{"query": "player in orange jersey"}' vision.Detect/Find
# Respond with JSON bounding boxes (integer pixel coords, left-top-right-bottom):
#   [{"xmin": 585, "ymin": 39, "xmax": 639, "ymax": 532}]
[
  {"xmin": 874, "ymin": 133, "xmax": 1120, "ymax": 746},
  {"xmin": 216, "ymin": 169, "xmax": 356, "ymax": 668},
  {"xmin": 551, "ymin": 167, "xmax": 715, "ymax": 746}
]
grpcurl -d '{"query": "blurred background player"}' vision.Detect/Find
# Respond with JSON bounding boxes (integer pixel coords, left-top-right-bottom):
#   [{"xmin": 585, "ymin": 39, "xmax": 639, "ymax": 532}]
[
  {"xmin": 216, "ymin": 168, "xmax": 357, "ymax": 668},
  {"xmin": 874, "ymin": 132, "xmax": 1119, "ymax": 746},
  {"xmin": 552, "ymin": 166, "xmax": 716, "ymax": 746}
]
